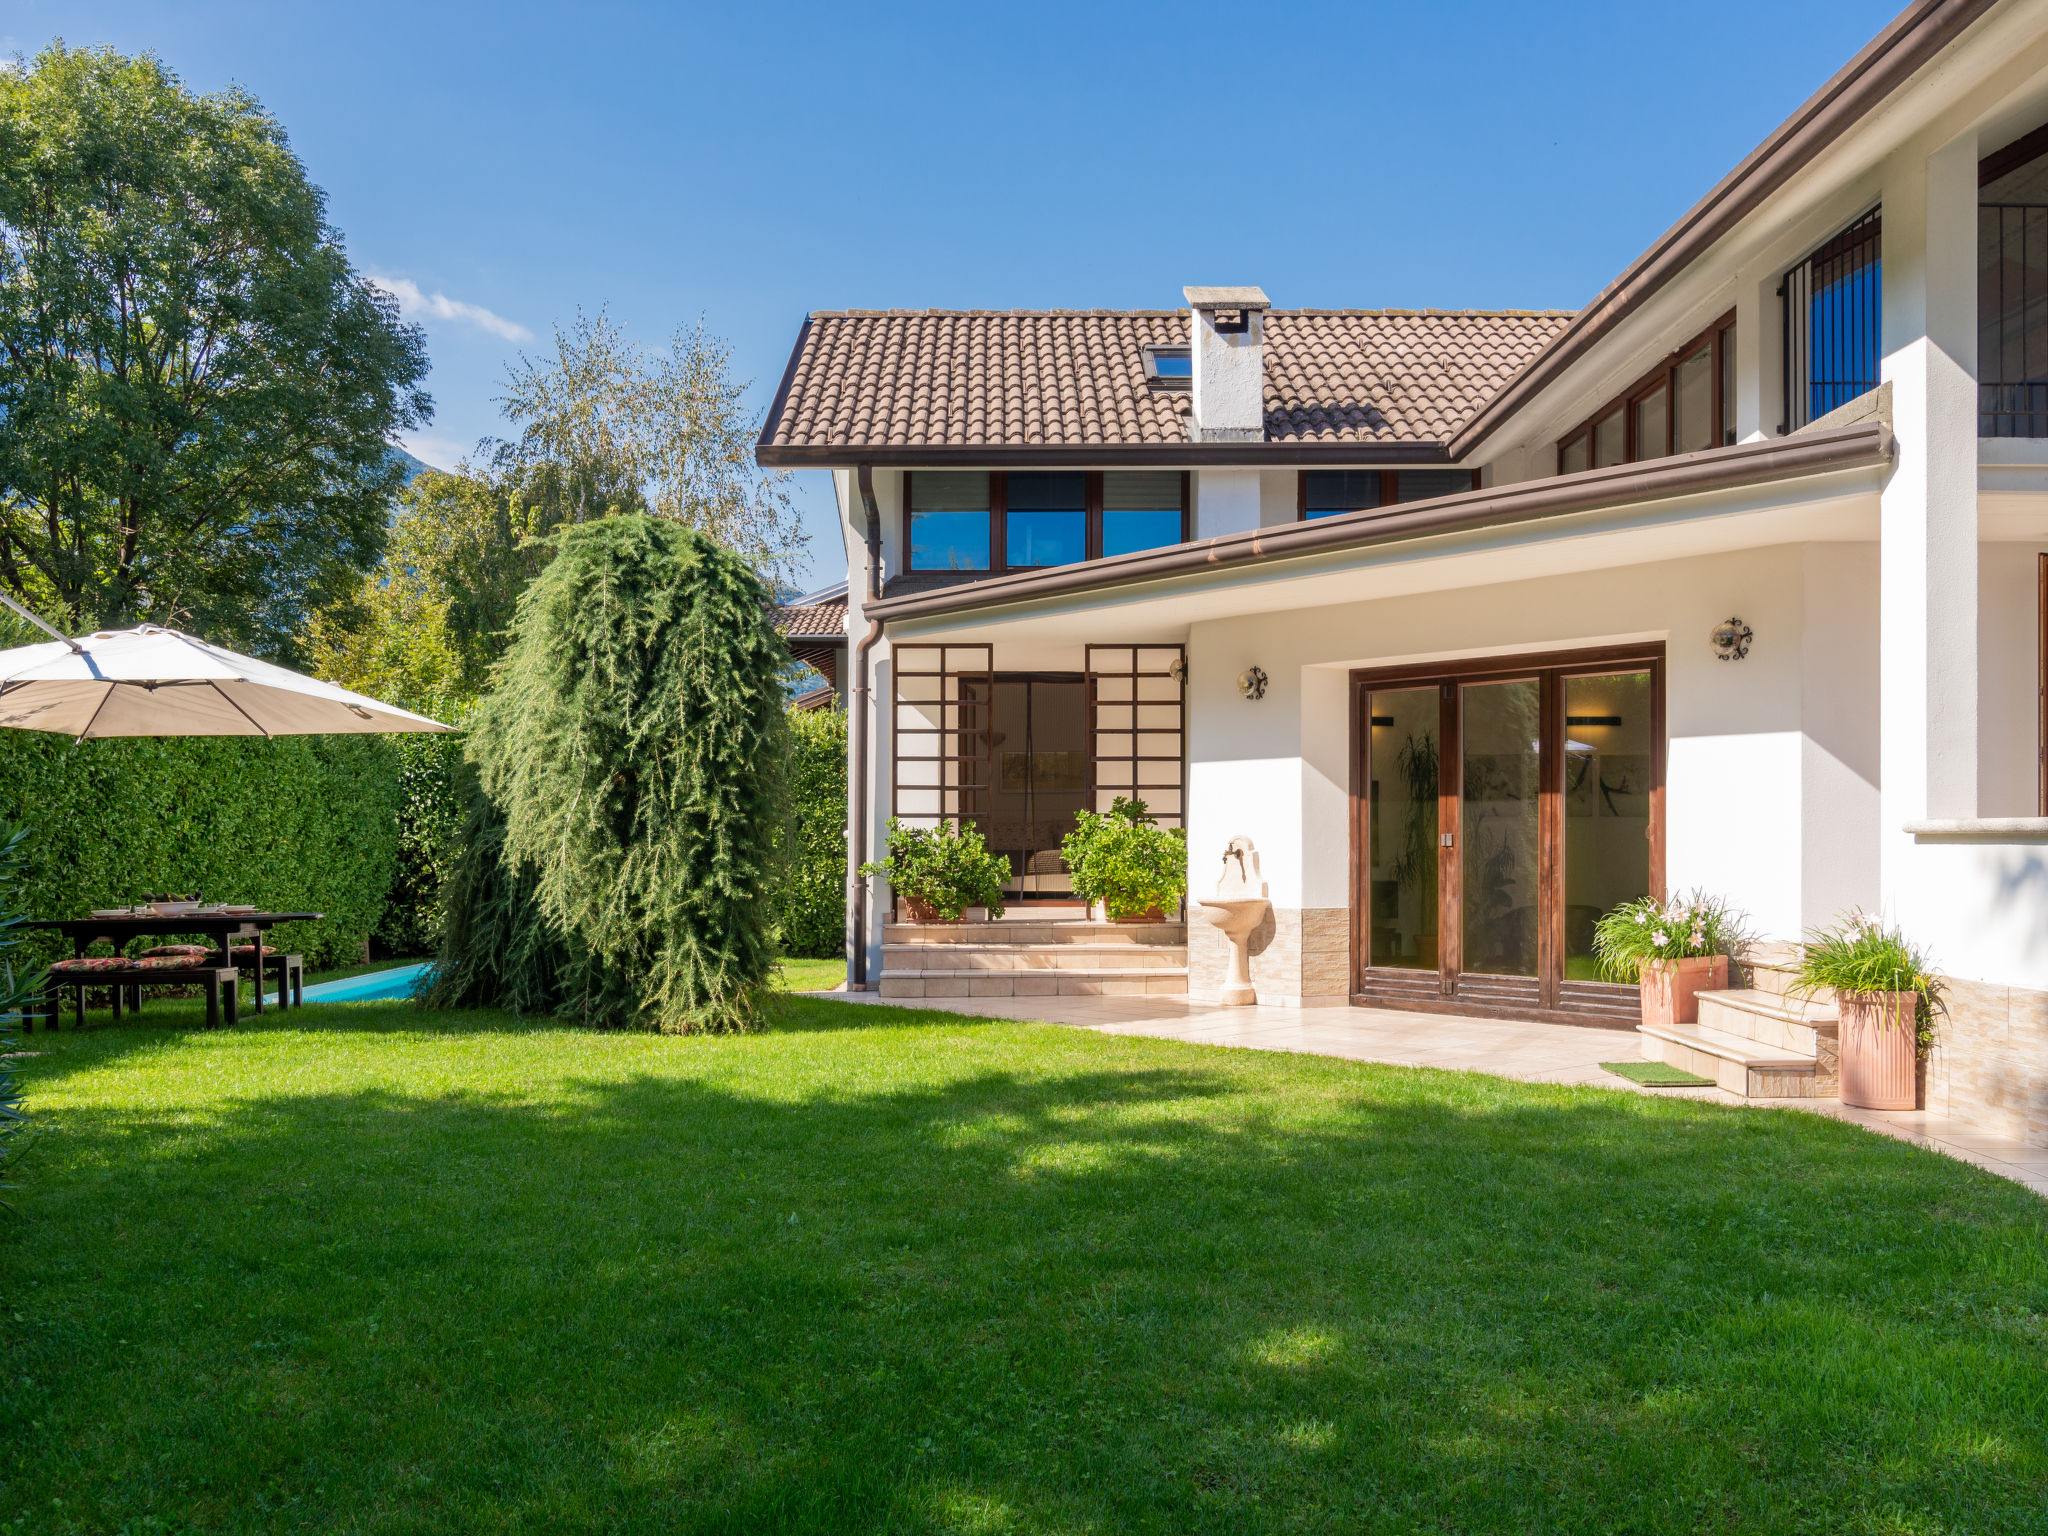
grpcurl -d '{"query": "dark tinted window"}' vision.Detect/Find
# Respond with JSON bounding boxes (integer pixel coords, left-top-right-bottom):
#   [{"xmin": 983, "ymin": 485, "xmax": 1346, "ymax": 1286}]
[
  {"xmin": 909, "ymin": 472, "xmax": 991, "ymax": 570},
  {"xmin": 1005, "ymin": 472, "xmax": 1086, "ymax": 567},
  {"xmin": 1303, "ymin": 470, "xmax": 1383, "ymax": 520},
  {"xmin": 1102, "ymin": 471, "xmax": 1182, "ymax": 556}
]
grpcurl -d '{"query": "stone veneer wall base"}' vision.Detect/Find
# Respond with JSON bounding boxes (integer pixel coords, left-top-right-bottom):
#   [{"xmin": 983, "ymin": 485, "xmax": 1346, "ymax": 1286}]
[
  {"xmin": 1188, "ymin": 906, "xmax": 1350, "ymax": 1007},
  {"xmin": 1926, "ymin": 976, "xmax": 2048, "ymax": 1149}
]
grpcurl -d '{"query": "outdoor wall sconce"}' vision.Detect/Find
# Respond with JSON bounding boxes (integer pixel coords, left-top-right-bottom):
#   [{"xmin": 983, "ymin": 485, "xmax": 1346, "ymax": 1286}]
[
  {"xmin": 1710, "ymin": 617, "xmax": 1753, "ymax": 661},
  {"xmin": 1237, "ymin": 665, "xmax": 1268, "ymax": 700},
  {"xmin": 1168, "ymin": 655, "xmax": 1188, "ymax": 685}
]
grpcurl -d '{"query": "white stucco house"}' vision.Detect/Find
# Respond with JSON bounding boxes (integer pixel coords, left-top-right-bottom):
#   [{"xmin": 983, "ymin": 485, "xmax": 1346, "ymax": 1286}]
[{"xmin": 763, "ymin": 0, "xmax": 2048, "ymax": 1143}]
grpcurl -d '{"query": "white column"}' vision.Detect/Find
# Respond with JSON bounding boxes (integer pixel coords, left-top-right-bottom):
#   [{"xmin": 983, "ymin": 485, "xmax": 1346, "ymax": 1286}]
[{"xmin": 1880, "ymin": 131, "xmax": 1980, "ymax": 903}]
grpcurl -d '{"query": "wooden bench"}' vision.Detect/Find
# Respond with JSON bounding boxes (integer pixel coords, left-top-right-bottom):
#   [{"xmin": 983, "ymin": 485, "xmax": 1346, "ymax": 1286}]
[
  {"xmin": 37, "ymin": 962, "xmax": 241, "ymax": 1030},
  {"xmin": 213, "ymin": 947, "xmax": 304, "ymax": 1008}
]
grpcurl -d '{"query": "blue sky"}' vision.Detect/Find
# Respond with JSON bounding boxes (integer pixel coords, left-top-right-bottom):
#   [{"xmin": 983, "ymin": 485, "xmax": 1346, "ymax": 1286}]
[{"xmin": 11, "ymin": 0, "xmax": 1902, "ymax": 594}]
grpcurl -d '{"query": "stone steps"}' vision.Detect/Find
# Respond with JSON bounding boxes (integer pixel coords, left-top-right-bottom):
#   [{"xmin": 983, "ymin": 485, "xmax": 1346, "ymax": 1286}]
[
  {"xmin": 1637, "ymin": 944, "xmax": 1841, "ymax": 1099},
  {"xmin": 881, "ymin": 943, "xmax": 1186, "ymax": 972},
  {"xmin": 1696, "ymin": 987, "xmax": 1837, "ymax": 1056},
  {"xmin": 879, "ymin": 969, "xmax": 1187, "ymax": 999},
  {"xmin": 1638, "ymin": 1018, "xmax": 1832, "ymax": 1098},
  {"xmin": 880, "ymin": 917, "xmax": 1188, "ymax": 1002}
]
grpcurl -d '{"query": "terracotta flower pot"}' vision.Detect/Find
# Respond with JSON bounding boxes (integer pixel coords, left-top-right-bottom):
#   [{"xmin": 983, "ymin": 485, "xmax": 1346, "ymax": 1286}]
[
  {"xmin": 898, "ymin": 895, "xmax": 960, "ymax": 924},
  {"xmin": 1638, "ymin": 954, "xmax": 1727, "ymax": 1030},
  {"xmin": 1110, "ymin": 906, "xmax": 1166, "ymax": 924},
  {"xmin": 1836, "ymin": 989, "xmax": 1921, "ymax": 1109}
]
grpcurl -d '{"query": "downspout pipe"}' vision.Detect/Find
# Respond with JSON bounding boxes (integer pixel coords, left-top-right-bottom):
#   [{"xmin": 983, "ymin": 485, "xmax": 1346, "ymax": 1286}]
[{"xmin": 848, "ymin": 464, "xmax": 886, "ymax": 989}]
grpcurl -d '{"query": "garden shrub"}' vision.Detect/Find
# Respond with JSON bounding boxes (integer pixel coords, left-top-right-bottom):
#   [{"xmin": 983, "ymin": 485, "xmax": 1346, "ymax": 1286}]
[
  {"xmin": 1062, "ymin": 796, "xmax": 1187, "ymax": 918},
  {"xmin": 449, "ymin": 514, "xmax": 790, "ymax": 1032},
  {"xmin": 419, "ymin": 766, "xmax": 632, "ymax": 1020},
  {"xmin": 860, "ymin": 819, "xmax": 1010, "ymax": 920},
  {"xmin": 0, "ymin": 819, "xmax": 41, "ymax": 1201},
  {"xmin": 372, "ymin": 730, "xmax": 467, "ymax": 958},
  {"xmin": 775, "ymin": 705, "xmax": 847, "ymax": 959},
  {"xmin": 0, "ymin": 732, "xmax": 403, "ymax": 969}
]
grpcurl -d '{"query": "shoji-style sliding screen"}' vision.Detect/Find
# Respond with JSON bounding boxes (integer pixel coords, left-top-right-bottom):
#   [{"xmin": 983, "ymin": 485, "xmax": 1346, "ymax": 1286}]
[
  {"xmin": 891, "ymin": 643, "xmax": 993, "ymax": 828},
  {"xmin": 1086, "ymin": 645, "xmax": 1185, "ymax": 825}
]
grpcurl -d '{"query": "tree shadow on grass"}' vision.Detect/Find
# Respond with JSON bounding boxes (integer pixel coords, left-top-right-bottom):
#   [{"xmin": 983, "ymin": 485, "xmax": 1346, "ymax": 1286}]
[{"xmin": 4, "ymin": 1034, "xmax": 2045, "ymax": 1536}]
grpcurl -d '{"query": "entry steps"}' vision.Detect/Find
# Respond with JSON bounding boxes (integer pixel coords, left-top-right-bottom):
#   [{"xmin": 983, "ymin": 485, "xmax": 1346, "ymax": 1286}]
[
  {"xmin": 1637, "ymin": 945, "xmax": 1839, "ymax": 1099},
  {"xmin": 879, "ymin": 914, "xmax": 1187, "ymax": 1000}
]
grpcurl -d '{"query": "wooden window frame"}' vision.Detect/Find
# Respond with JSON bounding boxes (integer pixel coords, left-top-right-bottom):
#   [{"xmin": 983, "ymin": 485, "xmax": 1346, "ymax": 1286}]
[
  {"xmin": 1295, "ymin": 467, "xmax": 1483, "ymax": 521},
  {"xmin": 905, "ymin": 470, "xmax": 1190, "ymax": 574},
  {"xmin": 1347, "ymin": 642, "xmax": 1666, "ymax": 1027},
  {"xmin": 1555, "ymin": 311, "xmax": 1737, "ymax": 474}
]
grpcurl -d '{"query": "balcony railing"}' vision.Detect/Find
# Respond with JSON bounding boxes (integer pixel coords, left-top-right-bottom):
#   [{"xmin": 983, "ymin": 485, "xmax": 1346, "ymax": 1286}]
[{"xmin": 1780, "ymin": 209, "xmax": 1883, "ymax": 433}]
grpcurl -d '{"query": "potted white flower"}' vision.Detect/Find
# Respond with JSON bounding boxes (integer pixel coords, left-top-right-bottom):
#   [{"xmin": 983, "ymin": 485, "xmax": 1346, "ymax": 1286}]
[
  {"xmin": 1795, "ymin": 911, "xmax": 1944, "ymax": 1110},
  {"xmin": 1592, "ymin": 891, "xmax": 1749, "ymax": 1030}
]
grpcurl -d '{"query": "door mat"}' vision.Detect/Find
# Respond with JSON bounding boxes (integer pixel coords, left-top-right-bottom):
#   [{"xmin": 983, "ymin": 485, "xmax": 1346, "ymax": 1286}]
[{"xmin": 1601, "ymin": 1060, "xmax": 1714, "ymax": 1087}]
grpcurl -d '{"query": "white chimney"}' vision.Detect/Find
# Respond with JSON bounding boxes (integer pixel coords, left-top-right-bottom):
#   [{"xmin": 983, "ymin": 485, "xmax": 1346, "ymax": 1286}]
[{"xmin": 1184, "ymin": 286, "xmax": 1269, "ymax": 443}]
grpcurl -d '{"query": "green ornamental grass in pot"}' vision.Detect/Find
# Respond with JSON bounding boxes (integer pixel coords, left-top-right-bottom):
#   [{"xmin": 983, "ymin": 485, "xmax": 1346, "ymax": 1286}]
[
  {"xmin": 1592, "ymin": 891, "xmax": 1749, "ymax": 1030},
  {"xmin": 859, "ymin": 819, "xmax": 1009, "ymax": 923},
  {"xmin": 1796, "ymin": 911, "xmax": 1944, "ymax": 1110},
  {"xmin": 1062, "ymin": 797, "xmax": 1187, "ymax": 922}
]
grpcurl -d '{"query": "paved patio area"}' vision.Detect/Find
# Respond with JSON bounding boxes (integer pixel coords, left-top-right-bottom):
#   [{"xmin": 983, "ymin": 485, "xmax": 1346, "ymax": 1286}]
[{"xmin": 814, "ymin": 988, "xmax": 2048, "ymax": 1199}]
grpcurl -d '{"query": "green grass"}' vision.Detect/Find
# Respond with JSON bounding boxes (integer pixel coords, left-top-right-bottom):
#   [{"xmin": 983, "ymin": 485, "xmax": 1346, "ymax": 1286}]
[
  {"xmin": 1600, "ymin": 1059, "xmax": 1716, "ymax": 1087},
  {"xmin": 3, "ymin": 998, "xmax": 2045, "ymax": 1534},
  {"xmin": 772, "ymin": 956, "xmax": 845, "ymax": 992}
]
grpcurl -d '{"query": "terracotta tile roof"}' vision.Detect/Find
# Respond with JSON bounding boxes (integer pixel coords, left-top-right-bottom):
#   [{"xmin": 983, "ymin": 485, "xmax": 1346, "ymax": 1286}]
[
  {"xmin": 772, "ymin": 596, "xmax": 847, "ymax": 638},
  {"xmin": 760, "ymin": 309, "xmax": 1573, "ymax": 453}
]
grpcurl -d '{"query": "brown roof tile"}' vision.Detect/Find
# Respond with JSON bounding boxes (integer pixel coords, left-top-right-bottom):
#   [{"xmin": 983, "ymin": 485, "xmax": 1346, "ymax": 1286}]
[
  {"xmin": 762, "ymin": 309, "xmax": 1572, "ymax": 453},
  {"xmin": 772, "ymin": 597, "xmax": 847, "ymax": 638}
]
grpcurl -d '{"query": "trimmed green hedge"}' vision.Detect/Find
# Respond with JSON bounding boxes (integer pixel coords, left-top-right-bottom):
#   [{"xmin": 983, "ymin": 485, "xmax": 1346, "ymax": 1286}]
[
  {"xmin": 0, "ymin": 733, "xmax": 404, "ymax": 969},
  {"xmin": 776, "ymin": 706, "xmax": 846, "ymax": 959},
  {"xmin": 372, "ymin": 732, "xmax": 466, "ymax": 959}
]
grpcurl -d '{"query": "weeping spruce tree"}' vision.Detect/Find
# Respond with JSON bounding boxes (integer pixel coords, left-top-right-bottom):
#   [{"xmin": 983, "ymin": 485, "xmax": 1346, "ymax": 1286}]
[{"xmin": 446, "ymin": 514, "xmax": 790, "ymax": 1032}]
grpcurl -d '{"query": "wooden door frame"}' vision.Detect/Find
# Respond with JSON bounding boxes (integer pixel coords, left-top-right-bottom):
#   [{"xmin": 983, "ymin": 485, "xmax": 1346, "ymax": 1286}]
[{"xmin": 1347, "ymin": 642, "xmax": 1666, "ymax": 1027}]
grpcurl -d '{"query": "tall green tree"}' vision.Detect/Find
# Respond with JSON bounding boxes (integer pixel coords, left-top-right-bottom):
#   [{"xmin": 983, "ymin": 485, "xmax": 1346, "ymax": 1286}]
[
  {"xmin": 495, "ymin": 309, "xmax": 803, "ymax": 583},
  {"xmin": 0, "ymin": 44, "xmax": 431, "ymax": 653},
  {"xmin": 452, "ymin": 514, "xmax": 790, "ymax": 1032}
]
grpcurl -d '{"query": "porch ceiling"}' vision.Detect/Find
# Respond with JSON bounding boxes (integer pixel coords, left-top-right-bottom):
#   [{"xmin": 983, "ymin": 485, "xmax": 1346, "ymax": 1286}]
[{"xmin": 883, "ymin": 462, "xmax": 1881, "ymax": 649}]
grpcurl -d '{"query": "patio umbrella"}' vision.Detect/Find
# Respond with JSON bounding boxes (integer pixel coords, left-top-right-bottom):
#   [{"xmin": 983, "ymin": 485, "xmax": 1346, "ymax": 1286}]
[{"xmin": 0, "ymin": 605, "xmax": 451, "ymax": 739}]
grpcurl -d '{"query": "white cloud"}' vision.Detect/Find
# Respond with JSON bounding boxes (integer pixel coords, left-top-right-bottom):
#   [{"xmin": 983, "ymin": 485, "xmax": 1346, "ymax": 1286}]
[
  {"xmin": 368, "ymin": 275, "xmax": 532, "ymax": 342},
  {"xmin": 397, "ymin": 431, "xmax": 477, "ymax": 472}
]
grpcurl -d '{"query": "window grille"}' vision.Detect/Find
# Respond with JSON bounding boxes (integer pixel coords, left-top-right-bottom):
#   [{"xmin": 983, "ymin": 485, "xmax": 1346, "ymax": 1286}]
[
  {"xmin": 1980, "ymin": 200, "xmax": 2048, "ymax": 436},
  {"xmin": 1780, "ymin": 209, "xmax": 1882, "ymax": 432}
]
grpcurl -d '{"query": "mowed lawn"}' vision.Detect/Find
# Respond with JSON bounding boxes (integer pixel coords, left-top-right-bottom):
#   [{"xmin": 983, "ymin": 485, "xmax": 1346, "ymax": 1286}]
[{"xmin": 3, "ymin": 998, "xmax": 2045, "ymax": 1535}]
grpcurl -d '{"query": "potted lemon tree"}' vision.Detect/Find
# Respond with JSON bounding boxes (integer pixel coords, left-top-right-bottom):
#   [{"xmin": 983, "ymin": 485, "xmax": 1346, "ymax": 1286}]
[
  {"xmin": 1796, "ymin": 911, "xmax": 1944, "ymax": 1110},
  {"xmin": 1062, "ymin": 797, "xmax": 1187, "ymax": 922},
  {"xmin": 859, "ymin": 819, "xmax": 1010, "ymax": 923},
  {"xmin": 1592, "ymin": 891, "xmax": 1749, "ymax": 1029}
]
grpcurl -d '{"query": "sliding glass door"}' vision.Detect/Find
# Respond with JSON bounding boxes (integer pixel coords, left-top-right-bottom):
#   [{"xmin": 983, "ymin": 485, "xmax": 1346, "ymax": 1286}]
[{"xmin": 1354, "ymin": 649, "xmax": 1663, "ymax": 1023}]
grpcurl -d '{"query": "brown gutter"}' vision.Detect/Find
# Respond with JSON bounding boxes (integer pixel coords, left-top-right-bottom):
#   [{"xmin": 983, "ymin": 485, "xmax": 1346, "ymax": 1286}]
[
  {"xmin": 847, "ymin": 465, "xmax": 886, "ymax": 991},
  {"xmin": 757, "ymin": 439, "xmax": 1458, "ymax": 470},
  {"xmin": 1448, "ymin": 0, "xmax": 1998, "ymax": 459},
  {"xmin": 863, "ymin": 423, "xmax": 1893, "ymax": 624}
]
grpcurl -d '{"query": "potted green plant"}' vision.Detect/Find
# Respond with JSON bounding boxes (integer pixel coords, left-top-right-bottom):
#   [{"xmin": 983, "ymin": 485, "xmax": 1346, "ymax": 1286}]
[
  {"xmin": 858, "ymin": 819, "xmax": 1009, "ymax": 923},
  {"xmin": 1592, "ymin": 890, "xmax": 1749, "ymax": 1030},
  {"xmin": 1062, "ymin": 797, "xmax": 1187, "ymax": 921},
  {"xmin": 1795, "ymin": 911, "xmax": 1943, "ymax": 1110}
]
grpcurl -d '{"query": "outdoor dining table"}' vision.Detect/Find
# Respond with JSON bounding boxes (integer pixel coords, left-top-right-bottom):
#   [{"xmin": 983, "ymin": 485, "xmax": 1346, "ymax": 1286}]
[{"xmin": 26, "ymin": 910, "xmax": 324, "ymax": 1016}]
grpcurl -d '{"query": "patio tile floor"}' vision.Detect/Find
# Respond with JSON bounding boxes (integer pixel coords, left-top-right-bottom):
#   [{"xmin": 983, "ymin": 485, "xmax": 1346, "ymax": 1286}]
[{"xmin": 812, "ymin": 988, "xmax": 2048, "ymax": 1199}]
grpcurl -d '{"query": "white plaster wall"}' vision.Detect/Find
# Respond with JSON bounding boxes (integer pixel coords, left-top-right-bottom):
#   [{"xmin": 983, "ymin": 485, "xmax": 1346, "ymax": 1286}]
[
  {"xmin": 1194, "ymin": 469, "xmax": 1262, "ymax": 538},
  {"xmin": 1800, "ymin": 542, "xmax": 1884, "ymax": 929},
  {"xmin": 1980, "ymin": 540, "xmax": 2040, "ymax": 817},
  {"xmin": 1184, "ymin": 543, "xmax": 1879, "ymax": 949}
]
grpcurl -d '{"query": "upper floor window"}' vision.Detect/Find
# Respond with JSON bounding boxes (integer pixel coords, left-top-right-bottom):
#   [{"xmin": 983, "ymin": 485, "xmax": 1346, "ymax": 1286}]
[
  {"xmin": 1559, "ymin": 313, "xmax": 1736, "ymax": 473},
  {"xmin": 1980, "ymin": 126, "xmax": 2048, "ymax": 436},
  {"xmin": 1299, "ymin": 468, "xmax": 1480, "ymax": 518},
  {"xmin": 1103, "ymin": 471, "xmax": 1185, "ymax": 556},
  {"xmin": 1780, "ymin": 209, "xmax": 1880, "ymax": 432},
  {"xmin": 1006, "ymin": 472, "xmax": 1086, "ymax": 567},
  {"xmin": 908, "ymin": 471, "xmax": 993, "ymax": 571},
  {"xmin": 903, "ymin": 470, "xmax": 1189, "ymax": 573}
]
